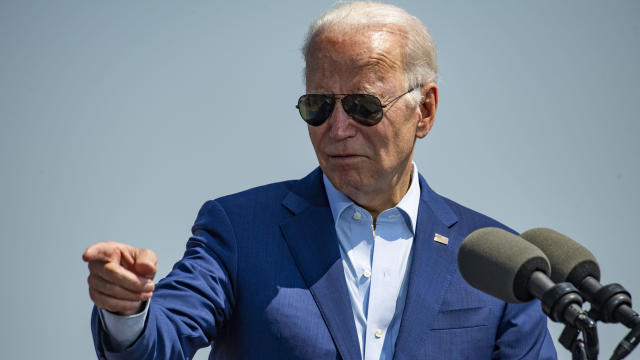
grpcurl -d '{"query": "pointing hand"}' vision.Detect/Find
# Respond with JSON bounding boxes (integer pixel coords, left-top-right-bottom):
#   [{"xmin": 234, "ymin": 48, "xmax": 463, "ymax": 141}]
[{"xmin": 83, "ymin": 241, "xmax": 158, "ymax": 315}]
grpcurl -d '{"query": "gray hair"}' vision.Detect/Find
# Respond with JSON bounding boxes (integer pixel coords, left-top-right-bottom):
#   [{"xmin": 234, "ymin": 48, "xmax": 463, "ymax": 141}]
[{"xmin": 302, "ymin": 1, "xmax": 437, "ymax": 102}]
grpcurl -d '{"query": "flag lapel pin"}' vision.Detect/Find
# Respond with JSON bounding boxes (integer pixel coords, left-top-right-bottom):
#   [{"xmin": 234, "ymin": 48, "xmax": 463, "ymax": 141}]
[{"xmin": 433, "ymin": 233, "xmax": 449, "ymax": 245}]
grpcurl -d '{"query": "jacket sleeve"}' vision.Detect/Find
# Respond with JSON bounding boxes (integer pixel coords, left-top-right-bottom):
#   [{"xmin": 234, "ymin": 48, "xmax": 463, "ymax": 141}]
[
  {"xmin": 90, "ymin": 200, "xmax": 238, "ymax": 360},
  {"xmin": 492, "ymin": 299, "xmax": 558, "ymax": 359}
]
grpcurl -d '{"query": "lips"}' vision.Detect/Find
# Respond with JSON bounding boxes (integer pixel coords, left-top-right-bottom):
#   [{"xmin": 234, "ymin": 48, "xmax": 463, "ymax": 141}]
[
  {"xmin": 331, "ymin": 154, "xmax": 360, "ymax": 157},
  {"xmin": 328, "ymin": 152, "xmax": 364, "ymax": 158},
  {"xmin": 327, "ymin": 154, "xmax": 366, "ymax": 163}
]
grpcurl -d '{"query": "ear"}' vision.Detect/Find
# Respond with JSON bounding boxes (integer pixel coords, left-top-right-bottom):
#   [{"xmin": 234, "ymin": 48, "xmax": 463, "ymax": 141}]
[{"xmin": 416, "ymin": 83, "xmax": 438, "ymax": 139}]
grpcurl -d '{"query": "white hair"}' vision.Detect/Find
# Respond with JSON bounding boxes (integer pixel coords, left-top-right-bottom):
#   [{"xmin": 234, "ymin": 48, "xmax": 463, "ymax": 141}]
[{"xmin": 302, "ymin": 1, "xmax": 437, "ymax": 103}]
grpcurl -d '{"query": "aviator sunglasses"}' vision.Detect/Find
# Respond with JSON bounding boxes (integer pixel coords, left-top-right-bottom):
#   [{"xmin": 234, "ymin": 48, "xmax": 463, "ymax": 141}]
[{"xmin": 296, "ymin": 84, "xmax": 422, "ymax": 127}]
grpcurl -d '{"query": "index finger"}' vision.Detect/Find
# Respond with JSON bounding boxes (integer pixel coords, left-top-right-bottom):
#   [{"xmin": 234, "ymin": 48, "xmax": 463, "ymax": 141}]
[{"xmin": 82, "ymin": 241, "xmax": 135, "ymax": 265}]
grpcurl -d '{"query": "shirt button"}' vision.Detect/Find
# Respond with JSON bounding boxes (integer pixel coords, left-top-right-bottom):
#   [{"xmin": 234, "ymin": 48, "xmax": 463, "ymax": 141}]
[
  {"xmin": 353, "ymin": 212, "xmax": 362, "ymax": 220},
  {"xmin": 375, "ymin": 329, "xmax": 383, "ymax": 338},
  {"xmin": 363, "ymin": 270, "xmax": 371, "ymax": 278}
]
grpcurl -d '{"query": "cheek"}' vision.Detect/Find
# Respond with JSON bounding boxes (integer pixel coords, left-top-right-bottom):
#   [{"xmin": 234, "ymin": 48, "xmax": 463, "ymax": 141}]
[
  {"xmin": 307, "ymin": 127, "xmax": 330, "ymax": 162},
  {"xmin": 376, "ymin": 121, "xmax": 416, "ymax": 165},
  {"xmin": 307, "ymin": 127, "xmax": 322, "ymax": 150},
  {"xmin": 369, "ymin": 125, "xmax": 404, "ymax": 157}
]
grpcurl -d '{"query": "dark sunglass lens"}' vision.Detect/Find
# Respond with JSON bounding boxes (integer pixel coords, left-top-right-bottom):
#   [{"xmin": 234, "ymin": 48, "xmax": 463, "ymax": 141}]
[
  {"xmin": 298, "ymin": 95, "xmax": 334, "ymax": 126},
  {"xmin": 342, "ymin": 94, "xmax": 383, "ymax": 126}
]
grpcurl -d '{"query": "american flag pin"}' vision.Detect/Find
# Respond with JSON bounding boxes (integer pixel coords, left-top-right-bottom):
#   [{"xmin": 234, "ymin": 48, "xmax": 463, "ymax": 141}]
[{"xmin": 434, "ymin": 233, "xmax": 449, "ymax": 245}]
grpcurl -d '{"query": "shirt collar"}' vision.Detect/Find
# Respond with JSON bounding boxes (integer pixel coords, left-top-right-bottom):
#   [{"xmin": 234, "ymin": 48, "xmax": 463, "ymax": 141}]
[{"xmin": 323, "ymin": 162, "xmax": 421, "ymax": 234}]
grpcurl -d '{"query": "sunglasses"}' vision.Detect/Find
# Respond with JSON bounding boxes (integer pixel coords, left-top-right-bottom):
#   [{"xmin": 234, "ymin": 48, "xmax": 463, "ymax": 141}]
[{"xmin": 296, "ymin": 84, "xmax": 422, "ymax": 127}]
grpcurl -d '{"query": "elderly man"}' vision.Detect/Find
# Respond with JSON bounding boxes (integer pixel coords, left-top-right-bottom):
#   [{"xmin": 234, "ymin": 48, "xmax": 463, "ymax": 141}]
[{"xmin": 84, "ymin": 2, "xmax": 557, "ymax": 359}]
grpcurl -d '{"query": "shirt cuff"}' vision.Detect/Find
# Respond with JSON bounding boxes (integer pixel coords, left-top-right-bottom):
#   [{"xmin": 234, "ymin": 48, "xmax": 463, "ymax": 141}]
[{"xmin": 98, "ymin": 301, "xmax": 149, "ymax": 351}]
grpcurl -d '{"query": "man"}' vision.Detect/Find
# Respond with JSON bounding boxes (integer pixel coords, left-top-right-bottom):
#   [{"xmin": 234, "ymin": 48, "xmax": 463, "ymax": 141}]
[{"xmin": 83, "ymin": 2, "xmax": 557, "ymax": 359}]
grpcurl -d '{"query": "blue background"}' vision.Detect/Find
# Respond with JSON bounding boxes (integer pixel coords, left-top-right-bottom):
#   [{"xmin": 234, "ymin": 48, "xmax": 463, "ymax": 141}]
[{"xmin": 1, "ymin": 1, "xmax": 638, "ymax": 359}]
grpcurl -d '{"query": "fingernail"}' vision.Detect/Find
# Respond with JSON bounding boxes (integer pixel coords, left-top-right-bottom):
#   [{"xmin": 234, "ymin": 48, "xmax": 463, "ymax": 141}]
[{"xmin": 143, "ymin": 281, "xmax": 154, "ymax": 291}]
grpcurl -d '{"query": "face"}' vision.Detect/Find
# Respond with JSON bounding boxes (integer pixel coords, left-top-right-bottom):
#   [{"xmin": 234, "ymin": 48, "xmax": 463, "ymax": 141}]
[{"xmin": 305, "ymin": 29, "xmax": 437, "ymax": 210}]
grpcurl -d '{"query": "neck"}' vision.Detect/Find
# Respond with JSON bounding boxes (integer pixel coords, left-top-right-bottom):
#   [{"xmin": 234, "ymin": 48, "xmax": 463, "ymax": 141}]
[{"xmin": 350, "ymin": 162, "xmax": 413, "ymax": 223}]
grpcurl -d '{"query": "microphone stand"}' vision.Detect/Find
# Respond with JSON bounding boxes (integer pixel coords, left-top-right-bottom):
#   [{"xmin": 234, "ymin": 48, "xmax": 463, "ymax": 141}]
[
  {"xmin": 559, "ymin": 325, "xmax": 586, "ymax": 360},
  {"xmin": 529, "ymin": 277, "xmax": 599, "ymax": 360},
  {"xmin": 559, "ymin": 314, "xmax": 599, "ymax": 360},
  {"xmin": 580, "ymin": 281, "xmax": 640, "ymax": 359}
]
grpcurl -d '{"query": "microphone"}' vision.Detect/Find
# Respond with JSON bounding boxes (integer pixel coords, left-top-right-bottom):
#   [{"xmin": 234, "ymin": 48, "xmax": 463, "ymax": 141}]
[
  {"xmin": 519, "ymin": 228, "xmax": 639, "ymax": 326},
  {"xmin": 458, "ymin": 227, "xmax": 595, "ymax": 330},
  {"xmin": 520, "ymin": 228, "xmax": 640, "ymax": 359}
]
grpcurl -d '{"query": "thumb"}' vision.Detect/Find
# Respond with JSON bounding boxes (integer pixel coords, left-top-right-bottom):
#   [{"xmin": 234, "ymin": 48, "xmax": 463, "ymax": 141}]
[{"xmin": 133, "ymin": 248, "xmax": 158, "ymax": 279}]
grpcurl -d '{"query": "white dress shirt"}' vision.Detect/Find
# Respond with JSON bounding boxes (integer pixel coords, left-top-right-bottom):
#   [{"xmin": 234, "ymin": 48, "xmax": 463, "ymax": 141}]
[{"xmin": 323, "ymin": 163, "xmax": 419, "ymax": 360}]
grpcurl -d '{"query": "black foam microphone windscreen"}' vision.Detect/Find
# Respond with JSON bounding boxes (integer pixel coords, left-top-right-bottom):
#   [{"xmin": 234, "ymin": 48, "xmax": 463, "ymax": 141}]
[
  {"xmin": 458, "ymin": 227, "xmax": 551, "ymax": 304},
  {"xmin": 519, "ymin": 228, "xmax": 600, "ymax": 285}
]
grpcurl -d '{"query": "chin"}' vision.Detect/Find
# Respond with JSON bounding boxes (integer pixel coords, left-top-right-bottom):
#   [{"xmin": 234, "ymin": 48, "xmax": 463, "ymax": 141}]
[{"xmin": 325, "ymin": 167, "xmax": 372, "ymax": 195}]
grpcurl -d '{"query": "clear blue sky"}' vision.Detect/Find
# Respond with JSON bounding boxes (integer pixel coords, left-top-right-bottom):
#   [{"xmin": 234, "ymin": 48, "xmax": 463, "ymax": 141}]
[{"xmin": 1, "ymin": 1, "xmax": 638, "ymax": 359}]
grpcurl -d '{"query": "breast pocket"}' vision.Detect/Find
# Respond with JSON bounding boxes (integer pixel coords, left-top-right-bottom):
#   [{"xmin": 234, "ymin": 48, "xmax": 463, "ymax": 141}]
[
  {"xmin": 425, "ymin": 307, "xmax": 495, "ymax": 359},
  {"xmin": 432, "ymin": 306, "xmax": 489, "ymax": 330}
]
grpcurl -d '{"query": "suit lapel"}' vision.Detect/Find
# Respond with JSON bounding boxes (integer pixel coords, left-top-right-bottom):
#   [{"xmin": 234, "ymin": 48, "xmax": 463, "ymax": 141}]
[
  {"xmin": 394, "ymin": 175, "xmax": 459, "ymax": 359},
  {"xmin": 279, "ymin": 169, "xmax": 361, "ymax": 360}
]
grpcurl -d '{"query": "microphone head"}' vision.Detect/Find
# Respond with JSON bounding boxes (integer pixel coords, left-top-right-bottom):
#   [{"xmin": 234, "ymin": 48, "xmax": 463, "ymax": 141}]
[
  {"xmin": 458, "ymin": 227, "xmax": 551, "ymax": 303},
  {"xmin": 520, "ymin": 228, "xmax": 600, "ymax": 285}
]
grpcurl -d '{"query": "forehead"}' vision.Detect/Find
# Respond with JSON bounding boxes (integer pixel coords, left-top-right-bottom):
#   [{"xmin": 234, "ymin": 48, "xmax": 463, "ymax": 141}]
[{"xmin": 305, "ymin": 28, "xmax": 407, "ymax": 91}]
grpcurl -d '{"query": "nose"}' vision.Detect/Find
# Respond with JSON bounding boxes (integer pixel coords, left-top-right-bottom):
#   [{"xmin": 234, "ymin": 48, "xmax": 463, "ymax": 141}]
[{"xmin": 328, "ymin": 99, "xmax": 357, "ymax": 140}]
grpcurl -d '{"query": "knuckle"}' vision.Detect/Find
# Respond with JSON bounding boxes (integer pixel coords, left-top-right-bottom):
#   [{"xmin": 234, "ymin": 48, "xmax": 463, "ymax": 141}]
[
  {"xmin": 88, "ymin": 289, "xmax": 100, "ymax": 304},
  {"xmin": 87, "ymin": 276, "xmax": 99, "ymax": 290}
]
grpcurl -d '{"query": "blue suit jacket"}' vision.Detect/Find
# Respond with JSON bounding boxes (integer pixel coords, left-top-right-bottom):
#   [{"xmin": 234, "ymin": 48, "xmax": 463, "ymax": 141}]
[{"xmin": 91, "ymin": 168, "xmax": 557, "ymax": 359}]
